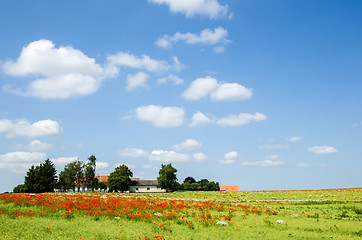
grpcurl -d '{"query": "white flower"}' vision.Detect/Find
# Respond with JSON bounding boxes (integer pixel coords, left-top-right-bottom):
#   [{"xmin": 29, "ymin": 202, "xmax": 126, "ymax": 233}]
[
  {"xmin": 154, "ymin": 212, "xmax": 162, "ymax": 217},
  {"xmin": 276, "ymin": 220, "xmax": 284, "ymax": 224},
  {"xmin": 216, "ymin": 221, "xmax": 227, "ymax": 226},
  {"xmin": 114, "ymin": 217, "xmax": 120, "ymax": 220}
]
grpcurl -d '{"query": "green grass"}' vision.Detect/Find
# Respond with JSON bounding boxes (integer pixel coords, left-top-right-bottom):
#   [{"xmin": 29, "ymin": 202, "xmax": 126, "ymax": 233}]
[{"xmin": 0, "ymin": 188, "xmax": 361, "ymax": 239}]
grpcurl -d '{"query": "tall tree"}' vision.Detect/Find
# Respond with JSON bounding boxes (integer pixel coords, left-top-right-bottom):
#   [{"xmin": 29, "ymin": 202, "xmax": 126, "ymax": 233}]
[
  {"xmin": 108, "ymin": 165, "xmax": 133, "ymax": 192},
  {"xmin": 58, "ymin": 160, "xmax": 84, "ymax": 192},
  {"xmin": 24, "ymin": 165, "xmax": 40, "ymax": 193},
  {"xmin": 84, "ymin": 155, "xmax": 97, "ymax": 191},
  {"xmin": 157, "ymin": 163, "xmax": 178, "ymax": 192},
  {"xmin": 23, "ymin": 159, "xmax": 57, "ymax": 193}
]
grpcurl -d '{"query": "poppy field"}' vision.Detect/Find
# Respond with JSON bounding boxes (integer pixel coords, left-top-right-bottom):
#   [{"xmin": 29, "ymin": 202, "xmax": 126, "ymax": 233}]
[{"xmin": 0, "ymin": 188, "xmax": 361, "ymax": 239}]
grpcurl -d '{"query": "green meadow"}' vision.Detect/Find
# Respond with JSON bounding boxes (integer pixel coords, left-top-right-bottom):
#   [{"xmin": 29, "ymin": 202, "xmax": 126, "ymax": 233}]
[{"xmin": 0, "ymin": 188, "xmax": 361, "ymax": 240}]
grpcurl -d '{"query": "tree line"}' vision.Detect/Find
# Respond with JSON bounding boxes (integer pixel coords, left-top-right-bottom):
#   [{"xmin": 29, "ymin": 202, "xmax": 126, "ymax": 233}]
[{"xmin": 13, "ymin": 158, "xmax": 219, "ymax": 193}]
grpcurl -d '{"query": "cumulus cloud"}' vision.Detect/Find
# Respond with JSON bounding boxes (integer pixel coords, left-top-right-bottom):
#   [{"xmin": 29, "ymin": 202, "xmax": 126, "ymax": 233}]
[
  {"xmin": 148, "ymin": 0, "xmax": 229, "ymax": 19},
  {"xmin": 0, "ymin": 118, "xmax": 62, "ymax": 138},
  {"xmin": 136, "ymin": 105, "xmax": 185, "ymax": 127},
  {"xmin": 0, "ymin": 151, "xmax": 46, "ymax": 173},
  {"xmin": 51, "ymin": 157, "xmax": 79, "ymax": 166},
  {"xmin": 287, "ymin": 136, "xmax": 302, "ymax": 142},
  {"xmin": 193, "ymin": 152, "xmax": 208, "ymax": 162},
  {"xmin": 182, "ymin": 76, "xmax": 252, "ymax": 101},
  {"xmin": 308, "ymin": 146, "xmax": 339, "ymax": 154},
  {"xmin": 182, "ymin": 76, "xmax": 219, "ymax": 100},
  {"xmin": 127, "ymin": 72, "xmax": 149, "ymax": 91},
  {"xmin": 156, "ymin": 27, "xmax": 229, "ymax": 49},
  {"xmin": 3, "ymin": 39, "xmax": 104, "ymax": 99},
  {"xmin": 217, "ymin": 112, "xmax": 267, "ymax": 127},
  {"xmin": 189, "ymin": 111, "xmax": 213, "ymax": 127},
  {"xmin": 219, "ymin": 151, "xmax": 238, "ymax": 164},
  {"xmin": 149, "ymin": 150, "xmax": 192, "ymax": 163},
  {"xmin": 157, "ymin": 74, "xmax": 184, "ymax": 85},
  {"xmin": 172, "ymin": 139, "xmax": 202, "ymax": 151},
  {"xmin": 242, "ymin": 155, "xmax": 285, "ymax": 167},
  {"xmin": 117, "ymin": 148, "xmax": 149, "ymax": 158},
  {"xmin": 15, "ymin": 140, "xmax": 52, "ymax": 151},
  {"xmin": 210, "ymin": 83, "xmax": 253, "ymax": 101},
  {"xmin": 105, "ymin": 52, "xmax": 172, "ymax": 75}
]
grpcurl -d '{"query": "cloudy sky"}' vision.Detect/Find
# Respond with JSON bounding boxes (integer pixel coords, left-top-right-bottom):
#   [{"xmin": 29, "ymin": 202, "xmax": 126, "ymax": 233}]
[{"xmin": 1, "ymin": 0, "xmax": 361, "ymax": 192}]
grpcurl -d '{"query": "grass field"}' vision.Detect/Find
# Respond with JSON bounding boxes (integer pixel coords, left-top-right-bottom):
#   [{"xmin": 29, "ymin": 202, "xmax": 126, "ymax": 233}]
[{"xmin": 0, "ymin": 188, "xmax": 361, "ymax": 239}]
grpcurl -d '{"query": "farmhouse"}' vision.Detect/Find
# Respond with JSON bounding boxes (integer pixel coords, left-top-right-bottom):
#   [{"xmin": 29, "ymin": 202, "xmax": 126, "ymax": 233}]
[
  {"xmin": 129, "ymin": 178, "xmax": 166, "ymax": 193},
  {"xmin": 219, "ymin": 185, "xmax": 239, "ymax": 192},
  {"xmin": 96, "ymin": 176, "xmax": 165, "ymax": 193}
]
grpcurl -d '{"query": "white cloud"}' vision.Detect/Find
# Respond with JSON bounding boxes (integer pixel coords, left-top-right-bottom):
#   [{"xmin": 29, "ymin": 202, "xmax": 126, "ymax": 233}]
[
  {"xmin": 224, "ymin": 151, "xmax": 238, "ymax": 159},
  {"xmin": 96, "ymin": 161, "xmax": 110, "ymax": 169},
  {"xmin": 182, "ymin": 77, "xmax": 252, "ymax": 101},
  {"xmin": 193, "ymin": 152, "xmax": 208, "ymax": 162},
  {"xmin": 148, "ymin": 0, "xmax": 229, "ymax": 19},
  {"xmin": 219, "ymin": 151, "xmax": 238, "ymax": 164},
  {"xmin": 105, "ymin": 52, "xmax": 171, "ymax": 74},
  {"xmin": 0, "ymin": 151, "xmax": 46, "ymax": 174},
  {"xmin": 259, "ymin": 144, "xmax": 290, "ymax": 150},
  {"xmin": 296, "ymin": 163, "xmax": 310, "ymax": 168},
  {"xmin": 117, "ymin": 148, "xmax": 149, "ymax": 158},
  {"xmin": 242, "ymin": 155, "xmax": 285, "ymax": 167},
  {"xmin": 172, "ymin": 139, "xmax": 202, "ymax": 151},
  {"xmin": 0, "ymin": 118, "xmax": 62, "ymax": 138},
  {"xmin": 149, "ymin": 150, "xmax": 192, "ymax": 163},
  {"xmin": 136, "ymin": 105, "xmax": 185, "ymax": 127},
  {"xmin": 217, "ymin": 112, "xmax": 267, "ymax": 127},
  {"xmin": 287, "ymin": 136, "xmax": 302, "ymax": 142},
  {"xmin": 308, "ymin": 146, "xmax": 339, "ymax": 154},
  {"xmin": 127, "ymin": 72, "xmax": 149, "ymax": 91},
  {"xmin": 15, "ymin": 140, "xmax": 52, "ymax": 151},
  {"xmin": 157, "ymin": 74, "xmax": 184, "ymax": 85},
  {"xmin": 182, "ymin": 76, "xmax": 219, "ymax": 100},
  {"xmin": 242, "ymin": 159, "xmax": 285, "ymax": 167},
  {"xmin": 210, "ymin": 83, "xmax": 253, "ymax": 101},
  {"xmin": 172, "ymin": 56, "xmax": 184, "ymax": 72},
  {"xmin": 51, "ymin": 157, "xmax": 79, "ymax": 166},
  {"xmin": 156, "ymin": 27, "xmax": 229, "ymax": 49},
  {"xmin": 3, "ymin": 39, "xmax": 104, "ymax": 99},
  {"xmin": 189, "ymin": 111, "xmax": 213, "ymax": 127},
  {"xmin": 212, "ymin": 46, "xmax": 225, "ymax": 53}
]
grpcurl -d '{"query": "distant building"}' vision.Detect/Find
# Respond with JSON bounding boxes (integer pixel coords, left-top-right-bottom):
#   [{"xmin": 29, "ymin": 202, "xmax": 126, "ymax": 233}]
[
  {"xmin": 129, "ymin": 178, "xmax": 166, "ymax": 193},
  {"xmin": 220, "ymin": 186, "xmax": 239, "ymax": 192},
  {"xmin": 95, "ymin": 176, "xmax": 165, "ymax": 193}
]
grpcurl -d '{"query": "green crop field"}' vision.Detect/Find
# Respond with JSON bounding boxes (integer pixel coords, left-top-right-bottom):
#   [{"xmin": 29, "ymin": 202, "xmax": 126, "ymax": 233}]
[{"xmin": 0, "ymin": 188, "xmax": 361, "ymax": 239}]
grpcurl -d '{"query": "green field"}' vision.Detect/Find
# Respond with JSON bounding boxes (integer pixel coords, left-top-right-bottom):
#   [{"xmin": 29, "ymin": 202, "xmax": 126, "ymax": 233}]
[{"xmin": 0, "ymin": 188, "xmax": 361, "ymax": 239}]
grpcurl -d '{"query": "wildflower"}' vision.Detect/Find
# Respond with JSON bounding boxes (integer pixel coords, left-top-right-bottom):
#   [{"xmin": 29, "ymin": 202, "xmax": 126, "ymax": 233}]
[
  {"xmin": 114, "ymin": 217, "xmax": 120, "ymax": 220},
  {"xmin": 154, "ymin": 212, "xmax": 162, "ymax": 217},
  {"xmin": 276, "ymin": 220, "xmax": 283, "ymax": 224}
]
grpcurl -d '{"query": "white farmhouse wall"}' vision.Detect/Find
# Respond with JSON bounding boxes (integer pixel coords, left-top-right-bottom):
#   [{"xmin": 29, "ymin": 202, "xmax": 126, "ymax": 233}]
[{"xmin": 129, "ymin": 185, "xmax": 166, "ymax": 193}]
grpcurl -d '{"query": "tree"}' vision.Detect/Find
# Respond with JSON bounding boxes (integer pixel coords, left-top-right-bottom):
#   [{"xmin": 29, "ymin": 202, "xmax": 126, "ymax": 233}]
[
  {"xmin": 13, "ymin": 184, "xmax": 26, "ymax": 193},
  {"xmin": 183, "ymin": 176, "xmax": 196, "ymax": 184},
  {"xmin": 108, "ymin": 165, "xmax": 133, "ymax": 192},
  {"xmin": 58, "ymin": 160, "xmax": 84, "ymax": 192},
  {"xmin": 84, "ymin": 155, "xmax": 98, "ymax": 191},
  {"xmin": 24, "ymin": 165, "xmax": 39, "ymax": 193},
  {"xmin": 39, "ymin": 159, "xmax": 57, "ymax": 192},
  {"xmin": 22, "ymin": 159, "xmax": 57, "ymax": 193},
  {"xmin": 157, "ymin": 163, "xmax": 178, "ymax": 192},
  {"xmin": 98, "ymin": 181, "xmax": 108, "ymax": 192}
]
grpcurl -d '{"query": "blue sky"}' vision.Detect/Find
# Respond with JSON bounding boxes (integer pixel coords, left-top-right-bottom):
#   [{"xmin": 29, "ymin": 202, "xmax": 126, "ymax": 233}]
[{"xmin": 1, "ymin": 0, "xmax": 361, "ymax": 193}]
